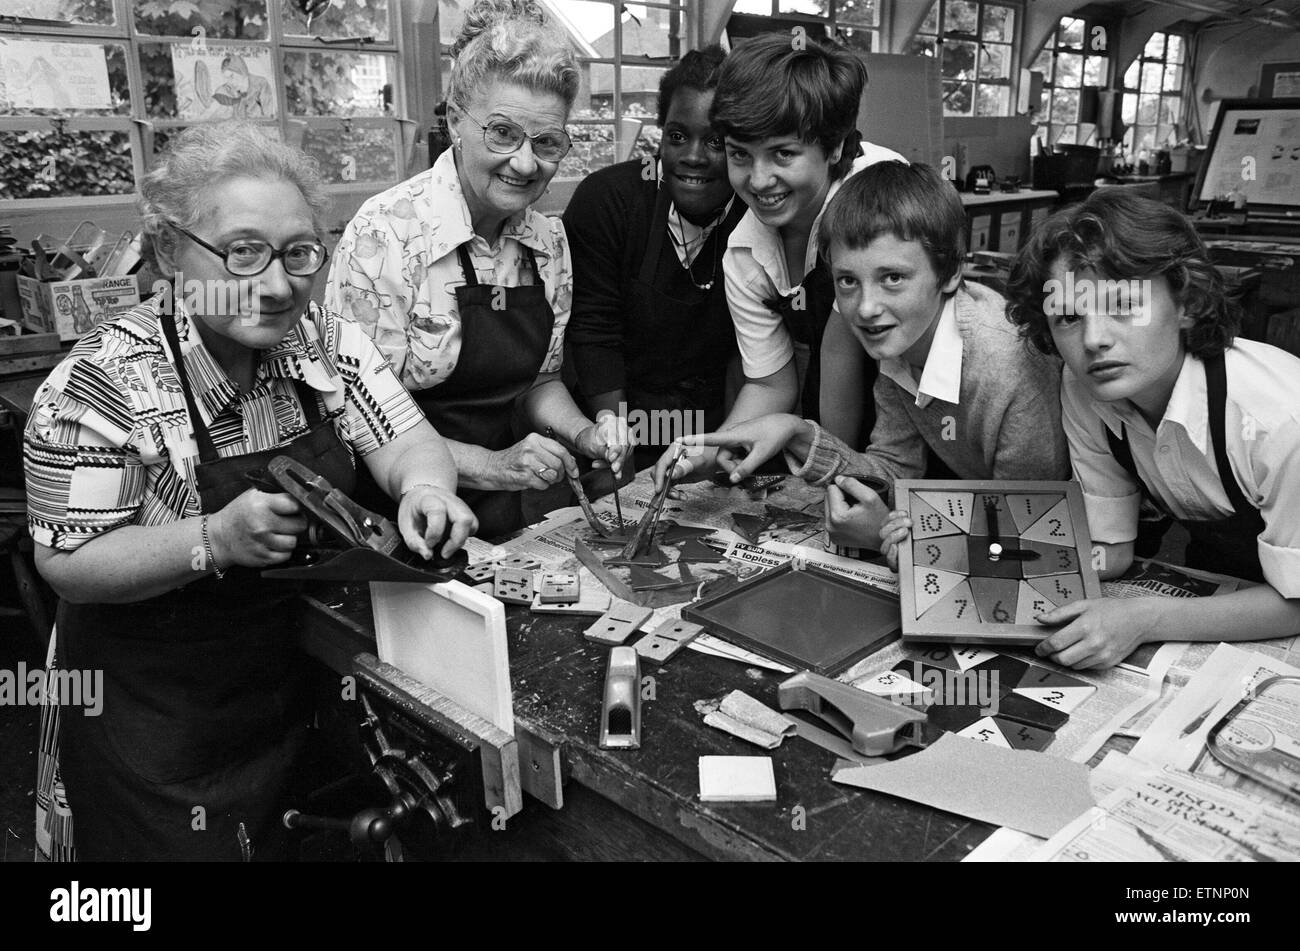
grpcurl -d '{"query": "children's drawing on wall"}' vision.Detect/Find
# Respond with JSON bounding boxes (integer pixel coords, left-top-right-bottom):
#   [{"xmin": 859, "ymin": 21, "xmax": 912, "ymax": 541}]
[
  {"xmin": 0, "ymin": 39, "xmax": 112, "ymax": 110},
  {"xmin": 172, "ymin": 43, "xmax": 277, "ymax": 120}
]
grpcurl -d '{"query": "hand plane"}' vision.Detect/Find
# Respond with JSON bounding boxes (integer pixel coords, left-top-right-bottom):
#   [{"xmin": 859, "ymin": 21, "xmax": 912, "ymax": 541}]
[
  {"xmin": 778, "ymin": 671, "xmax": 939, "ymax": 757},
  {"xmin": 249, "ymin": 455, "xmax": 468, "ymax": 583}
]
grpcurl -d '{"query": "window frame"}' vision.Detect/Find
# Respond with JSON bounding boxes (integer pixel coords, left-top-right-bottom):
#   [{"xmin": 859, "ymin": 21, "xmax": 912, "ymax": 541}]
[
  {"xmin": 906, "ymin": 0, "xmax": 1020, "ymax": 119},
  {"xmin": 1032, "ymin": 14, "xmax": 1112, "ymax": 147},
  {"xmin": 1, "ymin": 0, "xmax": 410, "ymax": 205},
  {"xmin": 730, "ymin": 0, "xmax": 882, "ymax": 53},
  {"xmin": 1121, "ymin": 29, "xmax": 1186, "ymax": 157}
]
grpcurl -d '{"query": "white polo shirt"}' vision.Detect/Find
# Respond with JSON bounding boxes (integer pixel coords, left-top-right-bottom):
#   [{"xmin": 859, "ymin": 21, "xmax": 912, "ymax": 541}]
[{"xmin": 722, "ymin": 143, "xmax": 907, "ymax": 380}]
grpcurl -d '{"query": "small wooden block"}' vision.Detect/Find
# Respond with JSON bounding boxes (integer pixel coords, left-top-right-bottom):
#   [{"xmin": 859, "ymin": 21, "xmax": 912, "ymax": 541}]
[
  {"xmin": 493, "ymin": 566, "xmax": 535, "ymax": 605},
  {"xmin": 530, "ymin": 591, "xmax": 611, "ymax": 616},
  {"xmin": 463, "ymin": 562, "xmax": 498, "ymax": 583},
  {"xmin": 584, "ymin": 601, "xmax": 654, "ymax": 646},
  {"xmin": 499, "ymin": 554, "xmax": 542, "ymax": 571},
  {"xmin": 538, "ymin": 571, "xmax": 580, "ymax": 604},
  {"xmin": 633, "ymin": 618, "xmax": 703, "ymax": 663}
]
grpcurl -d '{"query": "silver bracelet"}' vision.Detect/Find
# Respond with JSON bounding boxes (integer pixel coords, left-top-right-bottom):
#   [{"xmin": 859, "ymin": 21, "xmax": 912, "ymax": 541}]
[{"xmin": 201, "ymin": 514, "xmax": 225, "ymax": 580}]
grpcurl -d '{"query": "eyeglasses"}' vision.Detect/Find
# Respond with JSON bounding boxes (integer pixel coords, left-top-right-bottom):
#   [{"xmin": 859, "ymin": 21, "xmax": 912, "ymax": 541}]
[
  {"xmin": 169, "ymin": 223, "xmax": 329, "ymax": 277},
  {"xmin": 457, "ymin": 106, "xmax": 572, "ymax": 163}
]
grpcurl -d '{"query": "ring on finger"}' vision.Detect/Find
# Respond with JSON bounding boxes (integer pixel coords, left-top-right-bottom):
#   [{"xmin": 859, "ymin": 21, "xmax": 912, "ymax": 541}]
[{"xmin": 535, "ymin": 466, "xmax": 552, "ymax": 479}]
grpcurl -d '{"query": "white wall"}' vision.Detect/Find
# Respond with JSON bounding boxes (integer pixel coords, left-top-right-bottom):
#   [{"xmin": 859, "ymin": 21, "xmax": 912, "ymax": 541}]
[{"xmin": 1194, "ymin": 23, "xmax": 1300, "ymax": 133}]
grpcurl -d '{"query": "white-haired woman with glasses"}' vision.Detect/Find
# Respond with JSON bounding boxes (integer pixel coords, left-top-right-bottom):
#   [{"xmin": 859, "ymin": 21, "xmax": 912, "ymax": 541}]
[
  {"xmin": 24, "ymin": 121, "xmax": 477, "ymax": 861},
  {"xmin": 325, "ymin": 0, "xmax": 632, "ymax": 537}
]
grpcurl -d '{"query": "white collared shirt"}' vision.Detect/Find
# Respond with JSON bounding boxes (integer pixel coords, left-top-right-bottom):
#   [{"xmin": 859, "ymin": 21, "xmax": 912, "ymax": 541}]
[
  {"xmin": 877, "ymin": 294, "xmax": 962, "ymax": 408},
  {"xmin": 1062, "ymin": 338, "xmax": 1300, "ymax": 595},
  {"xmin": 722, "ymin": 142, "xmax": 907, "ymax": 379},
  {"xmin": 324, "ymin": 148, "xmax": 572, "ymax": 390}
]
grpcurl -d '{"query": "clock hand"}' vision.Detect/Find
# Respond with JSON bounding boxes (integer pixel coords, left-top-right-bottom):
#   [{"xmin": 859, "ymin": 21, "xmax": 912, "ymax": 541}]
[{"xmin": 986, "ymin": 499, "xmax": 1003, "ymax": 559}]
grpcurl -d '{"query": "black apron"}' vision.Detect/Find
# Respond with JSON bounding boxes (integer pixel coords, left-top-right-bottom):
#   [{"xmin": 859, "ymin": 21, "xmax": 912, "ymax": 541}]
[
  {"xmin": 624, "ymin": 189, "xmax": 739, "ymax": 470},
  {"xmin": 413, "ymin": 244, "xmax": 556, "ymax": 538},
  {"xmin": 1105, "ymin": 351, "xmax": 1265, "ymax": 583},
  {"xmin": 763, "ymin": 255, "xmax": 878, "ymax": 437},
  {"xmin": 58, "ymin": 310, "xmax": 356, "ymax": 861}
]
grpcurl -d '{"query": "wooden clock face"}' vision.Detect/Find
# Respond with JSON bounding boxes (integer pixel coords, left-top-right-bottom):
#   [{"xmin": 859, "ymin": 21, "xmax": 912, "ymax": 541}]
[{"xmin": 897, "ymin": 480, "xmax": 1103, "ymax": 646}]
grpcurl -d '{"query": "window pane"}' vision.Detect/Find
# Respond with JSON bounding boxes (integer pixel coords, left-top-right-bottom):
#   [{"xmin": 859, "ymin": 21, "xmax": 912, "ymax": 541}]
[
  {"xmin": 620, "ymin": 64, "xmax": 665, "ymax": 117},
  {"xmin": 837, "ymin": 27, "xmax": 873, "ymax": 53},
  {"xmin": 731, "ymin": 0, "xmax": 771, "ymax": 12},
  {"xmin": 0, "ymin": 129, "xmax": 134, "ymax": 198},
  {"xmin": 621, "ymin": 4, "xmax": 681, "ymax": 59},
  {"xmin": 919, "ymin": 0, "xmax": 938, "ymax": 35},
  {"xmin": 906, "ymin": 36, "xmax": 937, "ymax": 58},
  {"xmin": 1134, "ymin": 126, "xmax": 1155, "ymax": 154},
  {"xmin": 439, "ymin": 0, "xmax": 467, "ymax": 44},
  {"xmin": 1159, "ymin": 95, "xmax": 1180, "ymax": 127},
  {"xmin": 1054, "ymin": 124, "xmax": 1077, "ymax": 145},
  {"xmin": 573, "ymin": 62, "xmax": 615, "ymax": 119},
  {"xmin": 282, "ymin": 0, "xmax": 391, "ymax": 43},
  {"xmin": 1140, "ymin": 64, "xmax": 1163, "ymax": 94},
  {"xmin": 982, "ymin": 5, "xmax": 1014, "ymax": 43},
  {"xmin": 942, "ymin": 81, "xmax": 973, "ymax": 116},
  {"xmin": 142, "ymin": 41, "xmax": 280, "ymax": 120},
  {"xmin": 976, "ymin": 82, "xmax": 1008, "ymax": 116},
  {"xmin": 284, "ymin": 51, "xmax": 395, "ymax": 117},
  {"xmin": 1051, "ymin": 88, "xmax": 1078, "ymax": 123},
  {"xmin": 560, "ymin": 121, "xmax": 617, "ymax": 178},
  {"xmin": 0, "ymin": 39, "xmax": 130, "ymax": 116},
  {"xmin": 301, "ymin": 124, "xmax": 397, "ymax": 184},
  {"xmin": 979, "ymin": 43, "xmax": 1010, "ymax": 81},
  {"xmin": 1121, "ymin": 91, "xmax": 1136, "ymax": 124},
  {"xmin": 549, "ymin": 0, "xmax": 615, "ymax": 54},
  {"xmin": 941, "ymin": 40, "xmax": 977, "ymax": 81},
  {"xmin": 1143, "ymin": 32, "xmax": 1165, "ymax": 59},
  {"xmin": 777, "ymin": 0, "xmax": 823, "ymax": 13},
  {"xmin": 1055, "ymin": 52, "xmax": 1082, "ymax": 88},
  {"xmin": 1083, "ymin": 55, "xmax": 1107, "ymax": 86},
  {"xmin": 1137, "ymin": 94, "xmax": 1157, "ymax": 125},
  {"xmin": 1058, "ymin": 16, "xmax": 1084, "ymax": 47},
  {"xmin": 1031, "ymin": 47, "xmax": 1052, "ymax": 83},
  {"xmin": 1123, "ymin": 60, "xmax": 1139, "ymax": 90},
  {"xmin": 836, "ymin": 0, "xmax": 877, "ymax": 26},
  {"xmin": 944, "ymin": 0, "xmax": 978, "ymax": 36},
  {"xmin": 1163, "ymin": 63, "xmax": 1182, "ymax": 93},
  {"xmin": 134, "ymin": 0, "xmax": 268, "ymax": 39},
  {"xmin": 0, "ymin": 0, "xmax": 114, "ymax": 25},
  {"xmin": 1165, "ymin": 34, "xmax": 1183, "ymax": 64}
]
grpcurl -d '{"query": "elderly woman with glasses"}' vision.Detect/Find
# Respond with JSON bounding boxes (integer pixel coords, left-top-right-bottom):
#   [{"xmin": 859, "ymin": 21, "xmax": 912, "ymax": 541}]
[
  {"xmin": 326, "ymin": 0, "xmax": 631, "ymax": 537},
  {"xmin": 24, "ymin": 121, "xmax": 477, "ymax": 861}
]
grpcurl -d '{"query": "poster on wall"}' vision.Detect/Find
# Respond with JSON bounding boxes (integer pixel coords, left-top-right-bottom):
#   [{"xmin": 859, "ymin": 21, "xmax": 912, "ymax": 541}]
[
  {"xmin": 171, "ymin": 41, "xmax": 278, "ymax": 120},
  {"xmin": 0, "ymin": 39, "xmax": 112, "ymax": 110}
]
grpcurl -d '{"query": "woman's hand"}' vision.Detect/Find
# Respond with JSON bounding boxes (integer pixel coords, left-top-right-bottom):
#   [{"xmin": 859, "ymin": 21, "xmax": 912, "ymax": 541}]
[
  {"xmin": 486, "ymin": 433, "xmax": 577, "ymax": 491},
  {"xmin": 211, "ymin": 490, "xmax": 309, "ymax": 567},
  {"xmin": 652, "ymin": 439, "xmax": 715, "ymax": 491},
  {"xmin": 824, "ymin": 476, "xmax": 890, "ymax": 549},
  {"xmin": 398, "ymin": 485, "xmax": 479, "ymax": 559},
  {"xmin": 574, "ymin": 410, "xmax": 634, "ymax": 476},
  {"xmin": 1033, "ymin": 597, "xmax": 1157, "ymax": 670},
  {"xmin": 878, "ymin": 509, "xmax": 914, "ymax": 572},
  {"xmin": 684, "ymin": 415, "xmax": 808, "ymax": 485}
]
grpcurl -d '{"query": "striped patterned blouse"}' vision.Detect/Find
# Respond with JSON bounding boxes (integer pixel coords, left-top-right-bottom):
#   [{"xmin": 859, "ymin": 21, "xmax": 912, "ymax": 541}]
[{"xmin": 24, "ymin": 296, "xmax": 425, "ymax": 552}]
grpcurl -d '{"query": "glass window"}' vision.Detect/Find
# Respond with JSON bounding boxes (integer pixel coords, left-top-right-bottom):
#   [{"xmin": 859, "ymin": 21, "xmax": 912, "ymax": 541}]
[
  {"xmin": 281, "ymin": 0, "xmax": 391, "ymax": 42},
  {"xmin": 1036, "ymin": 14, "xmax": 1117, "ymax": 146},
  {"xmin": 133, "ymin": 0, "xmax": 269, "ymax": 39},
  {"xmin": 910, "ymin": 1, "xmax": 1019, "ymax": 118},
  {"xmin": 1122, "ymin": 30, "xmax": 1186, "ymax": 157},
  {"xmin": 0, "ymin": 38, "xmax": 130, "ymax": 116},
  {"xmin": 0, "ymin": 129, "xmax": 134, "ymax": 198},
  {"xmin": 0, "ymin": 0, "xmax": 116, "ymax": 25}
]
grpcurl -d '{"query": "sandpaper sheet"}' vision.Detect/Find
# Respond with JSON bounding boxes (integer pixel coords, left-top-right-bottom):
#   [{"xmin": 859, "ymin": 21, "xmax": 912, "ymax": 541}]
[{"xmin": 830, "ymin": 733, "xmax": 1094, "ymax": 838}]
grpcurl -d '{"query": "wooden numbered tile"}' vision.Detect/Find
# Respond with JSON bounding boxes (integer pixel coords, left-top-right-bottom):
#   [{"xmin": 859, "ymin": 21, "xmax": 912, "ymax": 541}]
[
  {"xmin": 951, "ymin": 646, "xmax": 999, "ymax": 670},
  {"xmin": 970, "ymin": 654, "xmax": 1029, "ymax": 696},
  {"xmin": 1005, "ymin": 493, "xmax": 1064, "ymax": 534},
  {"xmin": 967, "ymin": 493, "xmax": 1008, "ymax": 537},
  {"xmin": 908, "ymin": 645, "xmax": 964, "ymax": 671},
  {"xmin": 992, "ymin": 717, "xmax": 1054, "ymax": 751},
  {"xmin": 891, "ymin": 662, "xmax": 962, "ymax": 705},
  {"xmin": 538, "ymin": 572, "xmax": 580, "ymax": 603},
  {"xmin": 499, "ymin": 554, "xmax": 542, "ymax": 571},
  {"xmin": 853, "ymin": 668, "xmax": 933, "ymax": 707},
  {"xmin": 911, "ymin": 534, "xmax": 970, "ymax": 574},
  {"xmin": 530, "ymin": 591, "xmax": 611, "ymax": 616},
  {"xmin": 1020, "ymin": 498, "xmax": 1076, "ymax": 548},
  {"xmin": 956, "ymin": 717, "xmax": 1012, "ymax": 748},
  {"xmin": 969, "ymin": 577, "xmax": 1020, "ymax": 625},
  {"xmin": 1013, "ymin": 580, "xmax": 1056, "ymax": 624},
  {"xmin": 1019, "ymin": 542, "xmax": 1080, "ymax": 578},
  {"xmin": 463, "ymin": 561, "xmax": 498, "ymax": 583},
  {"xmin": 924, "ymin": 703, "xmax": 985, "ymax": 733},
  {"xmin": 910, "ymin": 497, "xmax": 965, "ymax": 539},
  {"xmin": 914, "ymin": 491, "xmax": 974, "ymax": 533},
  {"xmin": 917, "ymin": 579, "xmax": 981, "ymax": 625},
  {"xmin": 1012, "ymin": 666, "xmax": 1096, "ymax": 714},
  {"xmin": 913, "ymin": 566, "xmax": 968, "ymax": 615},
  {"xmin": 584, "ymin": 602, "xmax": 653, "ymax": 646},
  {"xmin": 993, "ymin": 691, "xmax": 1070, "ymax": 731},
  {"xmin": 1028, "ymin": 573, "xmax": 1085, "ymax": 608}
]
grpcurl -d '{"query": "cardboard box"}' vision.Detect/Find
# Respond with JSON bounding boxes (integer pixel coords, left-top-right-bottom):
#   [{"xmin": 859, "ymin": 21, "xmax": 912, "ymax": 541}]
[{"xmin": 17, "ymin": 274, "xmax": 140, "ymax": 341}]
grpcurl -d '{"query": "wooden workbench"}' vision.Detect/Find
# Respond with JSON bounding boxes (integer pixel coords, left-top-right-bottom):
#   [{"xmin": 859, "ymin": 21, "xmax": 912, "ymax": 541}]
[{"xmin": 298, "ymin": 584, "xmax": 994, "ymax": 862}]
